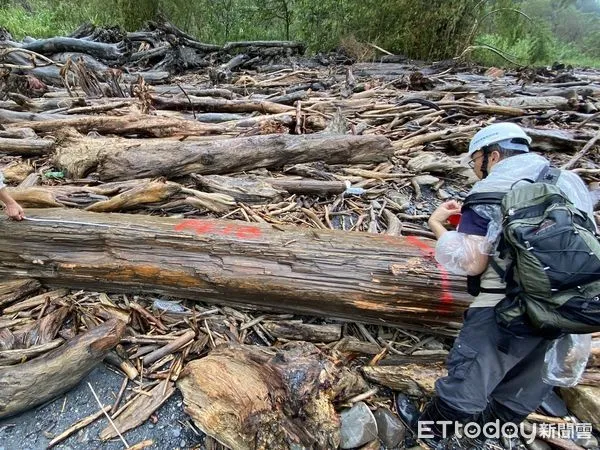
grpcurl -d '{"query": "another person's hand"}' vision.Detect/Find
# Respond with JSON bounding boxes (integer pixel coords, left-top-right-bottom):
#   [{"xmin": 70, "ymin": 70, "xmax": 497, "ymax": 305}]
[
  {"xmin": 428, "ymin": 200, "xmax": 462, "ymax": 225},
  {"xmin": 5, "ymin": 201, "xmax": 25, "ymax": 221}
]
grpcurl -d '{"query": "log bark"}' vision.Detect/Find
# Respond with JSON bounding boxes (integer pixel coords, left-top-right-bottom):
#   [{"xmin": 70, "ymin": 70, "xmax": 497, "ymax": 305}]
[
  {"xmin": 191, "ymin": 174, "xmax": 284, "ymax": 203},
  {"xmin": 5, "ymin": 179, "xmax": 181, "ymax": 210},
  {"xmin": 0, "ymin": 339, "xmax": 64, "ymax": 366},
  {"xmin": 0, "ymin": 209, "xmax": 471, "ymax": 332},
  {"xmin": 0, "ymin": 318, "xmax": 125, "ymax": 419},
  {"xmin": 489, "ymin": 96, "xmax": 570, "ymax": 110},
  {"xmin": 524, "ymin": 127, "xmax": 590, "ymax": 152},
  {"xmin": 152, "ymin": 86, "xmax": 234, "ymax": 99},
  {"xmin": 22, "ymin": 37, "xmax": 122, "ymax": 60},
  {"xmin": 0, "ymin": 137, "xmax": 55, "ymax": 155},
  {"xmin": 7, "ymin": 95, "xmax": 86, "ymax": 113},
  {"xmin": 0, "ymin": 128, "xmax": 38, "ymax": 139},
  {"xmin": 151, "ymin": 95, "xmax": 295, "ymax": 115},
  {"xmin": 361, "ymin": 362, "xmax": 446, "ymax": 397},
  {"xmin": 3, "ymin": 114, "xmax": 225, "ymax": 138},
  {"xmin": 0, "ymin": 279, "xmax": 41, "ymax": 309},
  {"xmin": 262, "ymin": 320, "xmax": 342, "ymax": 343},
  {"xmin": 268, "ymin": 178, "xmax": 347, "ymax": 196},
  {"xmin": 54, "ymin": 133, "xmax": 394, "ymax": 181}
]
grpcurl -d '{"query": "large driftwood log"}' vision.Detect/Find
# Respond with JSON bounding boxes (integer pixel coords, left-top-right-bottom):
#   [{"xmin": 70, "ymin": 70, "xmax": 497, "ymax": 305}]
[
  {"xmin": 0, "ymin": 137, "xmax": 55, "ymax": 155},
  {"xmin": 191, "ymin": 174, "xmax": 285, "ymax": 203},
  {"xmin": 0, "ymin": 318, "xmax": 125, "ymax": 419},
  {"xmin": 22, "ymin": 37, "xmax": 122, "ymax": 60},
  {"xmin": 2, "ymin": 113, "xmax": 225, "ymax": 138},
  {"xmin": 489, "ymin": 96, "xmax": 570, "ymax": 110},
  {"xmin": 0, "ymin": 209, "xmax": 471, "ymax": 332},
  {"xmin": 151, "ymin": 95, "xmax": 295, "ymax": 114},
  {"xmin": 54, "ymin": 133, "xmax": 394, "ymax": 181},
  {"xmin": 152, "ymin": 86, "xmax": 235, "ymax": 99},
  {"xmin": 268, "ymin": 178, "xmax": 347, "ymax": 196},
  {"xmin": 262, "ymin": 320, "xmax": 342, "ymax": 342},
  {"xmin": 6, "ymin": 179, "xmax": 182, "ymax": 211}
]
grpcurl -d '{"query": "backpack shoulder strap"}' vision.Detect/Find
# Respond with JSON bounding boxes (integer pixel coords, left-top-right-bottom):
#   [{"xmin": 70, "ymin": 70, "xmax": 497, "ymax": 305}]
[
  {"xmin": 462, "ymin": 192, "xmax": 505, "ymax": 210},
  {"xmin": 536, "ymin": 165, "xmax": 561, "ymax": 185}
]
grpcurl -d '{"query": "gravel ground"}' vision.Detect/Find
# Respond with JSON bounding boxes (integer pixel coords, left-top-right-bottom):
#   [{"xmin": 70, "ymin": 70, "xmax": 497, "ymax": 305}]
[{"xmin": 0, "ymin": 364, "xmax": 203, "ymax": 450}]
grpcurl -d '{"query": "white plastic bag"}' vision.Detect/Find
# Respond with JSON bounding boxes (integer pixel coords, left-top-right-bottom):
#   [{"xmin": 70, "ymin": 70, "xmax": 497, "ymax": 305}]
[
  {"xmin": 542, "ymin": 334, "xmax": 591, "ymax": 387},
  {"xmin": 435, "ymin": 231, "xmax": 489, "ymax": 276}
]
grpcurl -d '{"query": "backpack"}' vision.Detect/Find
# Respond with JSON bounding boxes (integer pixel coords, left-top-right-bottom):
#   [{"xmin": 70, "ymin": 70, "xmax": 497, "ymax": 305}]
[{"xmin": 463, "ymin": 166, "xmax": 600, "ymax": 337}]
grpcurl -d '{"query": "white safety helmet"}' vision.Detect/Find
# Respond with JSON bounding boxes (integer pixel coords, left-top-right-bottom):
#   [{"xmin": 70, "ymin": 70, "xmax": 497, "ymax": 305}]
[{"xmin": 468, "ymin": 123, "xmax": 532, "ymax": 156}]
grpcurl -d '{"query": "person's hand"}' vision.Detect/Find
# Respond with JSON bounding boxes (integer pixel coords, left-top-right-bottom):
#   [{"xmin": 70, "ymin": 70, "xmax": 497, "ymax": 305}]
[
  {"xmin": 5, "ymin": 201, "xmax": 25, "ymax": 221},
  {"xmin": 428, "ymin": 200, "xmax": 462, "ymax": 225}
]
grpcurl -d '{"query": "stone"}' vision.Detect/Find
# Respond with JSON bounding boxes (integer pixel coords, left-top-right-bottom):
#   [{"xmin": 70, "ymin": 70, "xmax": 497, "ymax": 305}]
[
  {"xmin": 340, "ymin": 401, "xmax": 379, "ymax": 449},
  {"xmin": 560, "ymin": 385, "xmax": 600, "ymax": 430},
  {"xmin": 373, "ymin": 407, "xmax": 406, "ymax": 448}
]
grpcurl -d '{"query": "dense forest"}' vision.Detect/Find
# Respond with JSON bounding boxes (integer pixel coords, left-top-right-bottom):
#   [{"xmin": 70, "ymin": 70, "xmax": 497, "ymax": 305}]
[{"xmin": 0, "ymin": 0, "xmax": 599, "ymax": 67}]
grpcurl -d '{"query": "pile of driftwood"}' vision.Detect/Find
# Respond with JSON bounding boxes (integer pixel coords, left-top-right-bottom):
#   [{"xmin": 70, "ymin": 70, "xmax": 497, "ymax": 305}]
[
  {"xmin": 1, "ymin": 21, "xmax": 600, "ymax": 450},
  {"xmin": 0, "ymin": 19, "xmax": 307, "ymax": 93},
  {"xmin": 2, "ymin": 282, "xmax": 600, "ymax": 449}
]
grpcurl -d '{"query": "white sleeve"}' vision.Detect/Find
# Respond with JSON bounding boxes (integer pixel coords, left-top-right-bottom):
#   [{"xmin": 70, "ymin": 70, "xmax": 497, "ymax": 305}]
[
  {"xmin": 435, "ymin": 231, "xmax": 489, "ymax": 276},
  {"xmin": 0, "ymin": 171, "xmax": 5, "ymax": 190}
]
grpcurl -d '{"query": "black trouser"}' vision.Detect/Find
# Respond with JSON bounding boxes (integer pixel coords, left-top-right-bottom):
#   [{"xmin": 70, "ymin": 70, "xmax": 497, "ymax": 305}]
[{"xmin": 435, "ymin": 307, "xmax": 553, "ymax": 423}]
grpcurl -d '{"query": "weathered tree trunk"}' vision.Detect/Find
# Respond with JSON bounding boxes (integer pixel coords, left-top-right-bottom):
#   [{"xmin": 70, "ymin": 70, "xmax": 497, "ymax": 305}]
[
  {"xmin": 488, "ymin": 96, "xmax": 570, "ymax": 110},
  {"xmin": 0, "ymin": 318, "xmax": 125, "ymax": 419},
  {"xmin": 262, "ymin": 320, "xmax": 342, "ymax": 342},
  {"xmin": 152, "ymin": 86, "xmax": 234, "ymax": 99},
  {"xmin": 6, "ymin": 179, "xmax": 181, "ymax": 211},
  {"xmin": 191, "ymin": 174, "xmax": 284, "ymax": 204},
  {"xmin": 0, "ymin": 137, "xmax": 55, "ymax": 155},
  {"xmin": 151, "ymin": 95, "xmax": 295, "ymax": 114},
  {"xmin": 3, "ymin": 114, "xmax": 225, "ymax": 138},
  {"xmin": 0, "ymin": 209, "xmax": 471, "ymax": 331},
  {"xmin": 524, "ymin": 127, "xmax": 590, "ymax": 152},
  {"xmin": 22, "ymin": 37, "xmax": 122, "ymax": 60},
  {"xmin": 54, "ymin": 133, "xmax": 394, "ymax": 181},
  {"xmin": 268, "ymin": 178, "xmax": 347, "ymax": 196},
  {"xmin": 178, "ymin": 343, "xmax": 364, "ymax": 450}
]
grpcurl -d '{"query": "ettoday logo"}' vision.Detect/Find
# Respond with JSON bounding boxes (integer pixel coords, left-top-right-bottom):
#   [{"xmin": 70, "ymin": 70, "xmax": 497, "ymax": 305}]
[{"xmin": 418, "ymin": 420, "xmax": 592, "ymax": 444}]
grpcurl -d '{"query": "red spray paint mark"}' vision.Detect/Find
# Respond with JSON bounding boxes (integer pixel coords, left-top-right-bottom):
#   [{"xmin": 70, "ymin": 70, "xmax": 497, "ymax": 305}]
[
  {"xmin": 174, "ymin": 219, "xmax": 262, "ymax": 239},
  {"xmin": 406, "ymin": 235, "xmax": 454, "ymax": 309}
]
